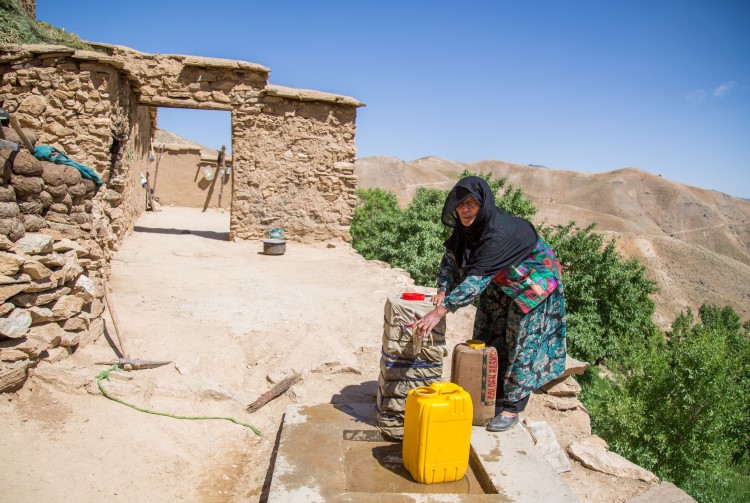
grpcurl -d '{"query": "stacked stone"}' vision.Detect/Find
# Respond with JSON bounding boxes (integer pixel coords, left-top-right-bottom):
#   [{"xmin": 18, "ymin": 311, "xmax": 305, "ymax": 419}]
[
  {"xmin": 1, "ymin": 46, "xmax": 153, "ymax": 254},
  {"xmin": 375, "ymin": 294, "xmax": 448, "ymax": 440},
  {"xmin": 0, "ymin": 149, "xmax": 105, "ymax": 393}
]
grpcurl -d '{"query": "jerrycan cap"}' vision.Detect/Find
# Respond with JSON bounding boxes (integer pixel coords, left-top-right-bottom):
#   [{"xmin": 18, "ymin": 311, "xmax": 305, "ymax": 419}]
[
  {"xmin": 466, "ymin": 339, "xmax": 486, "ymax": 349},
  {"xmin": 401, "ymin": 292, "xmax": 425, "ymax": 301}
]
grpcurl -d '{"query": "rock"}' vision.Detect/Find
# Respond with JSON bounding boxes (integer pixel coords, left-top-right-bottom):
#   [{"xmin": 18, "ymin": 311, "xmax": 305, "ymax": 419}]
[
  {"xmin": 27, "ymin": 305, "xmax": 54, "ymax": 323},
  {"xmin": 21, "ymin": 259, "xmax": 53, "ymax": 280},
  {"xmin": 525, "ymin": 419, "xmax": 572, "ymax": 473},
  {"xmin": 0, "ymin": 348, "xmax": 29, "ymax": 362},
  {"xmin": 59, "ymin": 330, "xmax": 80, "ymax": 347},
  {"xmin": 10, "ymin": 175, "xmax": 44, "ymax": 197},
  {"xmin": 0, "ymin": 234, "xmax": 13, "ymax": 250},
  {"xmin": 564, "ymin": 355, "xmax": 590, "ymax": 376},
  {"xmin": 27, "ymin": 322, "xmax": 62, "ymax": 347},
  {"xmin": 538, "ymin": 394, "xmax": 585, "ymax": 411},
  {"xmin": 78, "ymin": 317, "xmax": 103, "ymax": 348},
  {"xmin": 3, "ymin": 335, "xmax": 46, "ymax": 359},
  {"xmin": 53, "ymin": 238, "xmax": 88, "ymax": 256},
  {"xmin": 72, "ymin": 274, "xmax": 96, "ymax": 302},
  {"xmin": 0, "ymin": 359, "xmax": 29, "ymax": 392},
  {"xmin": 50, "ymin": 295, "xmax": 85, "ymax": 321},
  {"xmin": 0, "ymin": 251, "xmax": 24, "ymax": 275},
  {"xmin": 52, "ymin": 255, "xmax": 83, "ymax": 285},
  {"xmin": 12, "ymin": 286, "xmax": 71, "ymax": 308},
  {"xmin": 9, "ymin": 150, "xmax": 43, "ymax": 176},
  {"xmin": 24, "ymin": 277, "xmax": 57, "ymax": 294},
  {"xmin": 34, "ymin": 362, "xmax": 95, "ymax": 392},
  {"xmin": 567, "ymin": 437, "xmax": 659, "ymax": 483},
  {"xmin": 13, "ymin": 233, "xmax": 54, "ymax": 255},
  {"xmin": 38, "ymin": 252, "xmax": 66, "ymax": 268},
  {"xmin": 0, "ymin": 302, "xmax": 14, "ymax": 316},
  {"xmin": 0, "ymin": 283, "xmax": 27, "ymax": 303},
  {"xmin": 541, "ymin": 375, "xmax": 582, "ymax": 396},
  {"xmin": 18, "ymin": 94, "xmax": 48, "ymax": 116},
  {"xmin": 0, "ymin": 273, "xmax": 30, "ymax": 285},
  {"xmin": 626, "ymin": 482, "xmax": 697, "ymax": 503},
  {"xmin": 0, "ymin": 308, "xmax": 32, "ymax": 338},
  {"xmin": 41, "ymin": 346, "xmax": 69, "ymax": 363},
  {"xmin": 62, "ymin": 316, "xmax": 88, "ymax": 331}
]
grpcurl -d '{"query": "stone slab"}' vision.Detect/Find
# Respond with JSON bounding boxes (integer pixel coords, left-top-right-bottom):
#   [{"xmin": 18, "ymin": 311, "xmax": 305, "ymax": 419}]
[{"xmin": 267, "ymin": 402, "xmax": 578, "ymax": 502}]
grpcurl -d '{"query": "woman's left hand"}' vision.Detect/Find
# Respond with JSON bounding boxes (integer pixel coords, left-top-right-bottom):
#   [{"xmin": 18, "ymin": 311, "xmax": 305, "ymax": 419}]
[{"xmin": 413, "ymin": 305, "xmax": 448, "ymax": 338}]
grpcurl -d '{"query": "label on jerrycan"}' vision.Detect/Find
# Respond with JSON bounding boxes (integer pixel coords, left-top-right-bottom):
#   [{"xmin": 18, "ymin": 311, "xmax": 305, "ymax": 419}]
[{"xmin": 402, "ymin": 382, "xmax": 473, "ymax": 484}]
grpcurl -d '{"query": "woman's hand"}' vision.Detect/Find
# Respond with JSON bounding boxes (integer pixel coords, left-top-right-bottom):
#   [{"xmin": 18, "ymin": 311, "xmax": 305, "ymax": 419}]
[
  {"xmin": 432, "ymin": 290, "xmax": 446, "ymax": 307},
  {"xmin": 413, "ymin": 305, "xmax": 448, "ymax": 339}
]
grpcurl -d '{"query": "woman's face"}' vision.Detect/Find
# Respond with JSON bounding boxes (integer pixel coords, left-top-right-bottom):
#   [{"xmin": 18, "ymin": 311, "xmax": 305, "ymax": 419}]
[{"xmin": 457, "ymin": 197, "xmax": 480, "ymax": 226}]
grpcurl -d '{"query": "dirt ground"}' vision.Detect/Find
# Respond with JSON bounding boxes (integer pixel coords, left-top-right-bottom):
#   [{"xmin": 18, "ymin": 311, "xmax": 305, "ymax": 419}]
[{"xmin": 1, "ymin": 207, "xmax": 648, "ymax": 502}]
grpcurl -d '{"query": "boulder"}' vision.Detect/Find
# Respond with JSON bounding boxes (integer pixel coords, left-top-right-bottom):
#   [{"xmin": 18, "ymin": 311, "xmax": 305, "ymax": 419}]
[{"xmin": 567, "ymin": 437, "xmax": 659, "ymax": 483}]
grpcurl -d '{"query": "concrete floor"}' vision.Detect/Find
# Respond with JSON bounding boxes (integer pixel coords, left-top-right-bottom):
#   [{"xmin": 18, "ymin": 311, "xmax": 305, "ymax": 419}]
[{"xmin": 266, "ymin": 403, "xmax": 579, "ymax": 502}]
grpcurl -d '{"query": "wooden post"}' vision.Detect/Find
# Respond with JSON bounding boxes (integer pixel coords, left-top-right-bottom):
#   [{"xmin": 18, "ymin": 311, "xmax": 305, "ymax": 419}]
[
  {"xmin": 151, "ymin": 146, "xmax": 163, "ymax": 198},
  {"xmin": 216, "ymin": 145, "xmax": 226, "ymax": 209}
]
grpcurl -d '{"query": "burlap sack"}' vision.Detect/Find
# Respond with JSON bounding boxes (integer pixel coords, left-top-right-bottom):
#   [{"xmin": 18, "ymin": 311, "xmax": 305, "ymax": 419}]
[{"xmin": 376, "ymin": 294, "xmax": 450, "ymax": 438}]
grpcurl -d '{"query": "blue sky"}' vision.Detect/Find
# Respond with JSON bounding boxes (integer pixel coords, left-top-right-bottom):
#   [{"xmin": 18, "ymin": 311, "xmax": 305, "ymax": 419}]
[{"xmin": 37, "ymin": 1, "xmax": 750, "ymax": 198}]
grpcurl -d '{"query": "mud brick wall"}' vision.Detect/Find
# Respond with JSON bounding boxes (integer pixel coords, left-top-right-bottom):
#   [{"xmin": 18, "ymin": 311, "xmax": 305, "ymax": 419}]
[{"xmin": 0, "ymin": 150, "xmax": 106, "ymax": 392}]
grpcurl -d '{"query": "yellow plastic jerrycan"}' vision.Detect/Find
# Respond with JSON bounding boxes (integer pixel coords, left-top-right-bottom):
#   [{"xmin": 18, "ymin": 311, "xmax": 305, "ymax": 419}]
[{"xmin": 402, "ymin": 382, "xmax": 473, "ymax": 484}]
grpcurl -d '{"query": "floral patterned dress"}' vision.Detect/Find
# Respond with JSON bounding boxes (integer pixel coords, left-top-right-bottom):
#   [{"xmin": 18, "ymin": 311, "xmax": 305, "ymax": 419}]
[{"xmin": 437, "ymin": 241, "xmax": 567, "ymax": 404}]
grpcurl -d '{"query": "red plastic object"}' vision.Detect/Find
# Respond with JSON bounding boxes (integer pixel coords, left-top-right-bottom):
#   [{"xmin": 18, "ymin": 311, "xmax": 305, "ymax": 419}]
[{"xmin": 401, "ymin": 292, "xmax": 425, "ymax": 301}]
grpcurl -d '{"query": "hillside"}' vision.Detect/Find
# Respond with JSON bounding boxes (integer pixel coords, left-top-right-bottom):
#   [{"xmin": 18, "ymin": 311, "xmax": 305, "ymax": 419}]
[{"xmin": 354, "ymin": 156, "xmax": 750, "ymax": 326}]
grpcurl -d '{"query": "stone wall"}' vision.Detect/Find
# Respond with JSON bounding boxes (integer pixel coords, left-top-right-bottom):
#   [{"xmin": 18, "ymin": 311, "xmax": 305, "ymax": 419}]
[
  {"xmin": 0, "ymin": 149, "xmax": 105, "ymax": 392},
  {"xmin": 0, "ymin": 44, "xmax": 152, "ymax": 251},
  {"xmin": 0, "ymin": 41, "xmax": 363, "ymax": 389},
  {"xmin": 88, "ymin": 43, "xmax": 363, "ymax": 241},
  {"xmin": 232, "ymin": 86, "xmax": 358, "ymax": 241}
]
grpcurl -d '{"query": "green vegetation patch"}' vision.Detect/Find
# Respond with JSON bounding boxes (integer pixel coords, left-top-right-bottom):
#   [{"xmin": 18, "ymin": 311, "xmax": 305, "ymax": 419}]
[{"xmin": 0, "ymin": 0, "xmax": 93, "ymax": 49}]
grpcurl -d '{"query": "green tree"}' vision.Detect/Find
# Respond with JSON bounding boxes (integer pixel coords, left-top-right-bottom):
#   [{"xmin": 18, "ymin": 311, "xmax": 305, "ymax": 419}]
[
  {"xmin": 539, "ymin": 223, "xmax": 659, "ymax": 364},
  {"xmin": 583, "ymin": 305, "xmax": 750, "ymax": 502},
  {"xmin": 350, "ymin": 171, "xmax": 535, "ymax": 285}
]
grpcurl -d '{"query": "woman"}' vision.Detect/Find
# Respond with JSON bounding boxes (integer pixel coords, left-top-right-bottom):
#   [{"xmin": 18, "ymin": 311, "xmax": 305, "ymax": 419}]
[{"xmin": 413, "ymin": 176, "xmax": 566, "ymax": 432}]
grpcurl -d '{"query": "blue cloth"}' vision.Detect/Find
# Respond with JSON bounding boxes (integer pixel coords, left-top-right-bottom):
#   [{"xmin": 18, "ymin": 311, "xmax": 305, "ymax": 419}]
[{"xmin": 33, "ymin": 145, "xmax": 103, "ymax": 191}]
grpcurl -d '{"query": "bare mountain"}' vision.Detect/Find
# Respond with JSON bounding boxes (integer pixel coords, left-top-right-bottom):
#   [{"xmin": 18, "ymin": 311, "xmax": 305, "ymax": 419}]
[{"xmin": 354, "ymin": 156, "xmax": 750, "ymax": 327}]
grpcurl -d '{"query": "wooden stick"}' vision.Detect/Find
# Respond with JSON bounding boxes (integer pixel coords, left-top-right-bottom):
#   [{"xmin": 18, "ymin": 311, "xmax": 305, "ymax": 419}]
[
  {"xmin": 103, "ymin": 286, "xmax": 130, "ymax": 359},
  {"xmin": 8, "ymin": 115, "xmax": 34, "ymax": 154},
  {"xmin": 246, "ymin": 373, "xmax": 302, "ymax": 413},
  {"xmin": 216, "ymin": 145, "xmax": 226, "ymax": 209}
]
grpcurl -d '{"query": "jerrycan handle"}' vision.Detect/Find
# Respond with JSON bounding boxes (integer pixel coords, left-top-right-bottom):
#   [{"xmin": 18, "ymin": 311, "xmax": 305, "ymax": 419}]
[
  {"xmin": 413, "ymin": 386, "xmax": 437, "ymax": 397},
  {"xmin": 430, "ymin": 382, "xmax": 461, "ymax": 395}
]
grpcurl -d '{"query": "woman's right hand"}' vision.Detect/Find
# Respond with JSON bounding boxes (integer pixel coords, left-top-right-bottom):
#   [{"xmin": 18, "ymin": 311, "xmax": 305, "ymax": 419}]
[{"xmin": 433, "ymin": 290, "xmax": 446, "ymax": 307}]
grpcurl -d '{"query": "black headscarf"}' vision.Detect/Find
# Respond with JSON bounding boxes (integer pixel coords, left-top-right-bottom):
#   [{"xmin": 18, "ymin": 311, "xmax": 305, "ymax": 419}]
[{"xmin": 442, "ymin": 176, "xmax": 538, "ymax": 276}]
